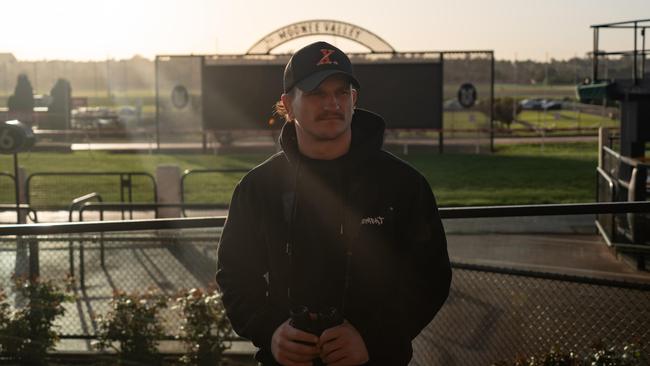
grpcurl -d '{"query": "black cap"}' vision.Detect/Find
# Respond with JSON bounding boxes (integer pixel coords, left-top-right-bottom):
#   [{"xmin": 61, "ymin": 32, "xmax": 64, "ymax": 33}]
[{"xmin": 283, "ymin": 41, "xmax": 361, "ymax": 93}]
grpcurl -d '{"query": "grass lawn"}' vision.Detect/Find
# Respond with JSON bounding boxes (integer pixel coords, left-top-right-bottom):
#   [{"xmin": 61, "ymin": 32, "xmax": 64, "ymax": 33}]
[
  {"xmin": 407, "ymin": 142, "xmax": 597, "ymax": 206},
  {"xmin": 494, "ymin": 83, "xmax": 577, "ymax": 98},
  {"xmin": 0, "ymin": 142, "xmax": 599, "ymax": 208},
  {"xmin": 516, "ymin": 110, "xmax": 618, "ymax": 130}
]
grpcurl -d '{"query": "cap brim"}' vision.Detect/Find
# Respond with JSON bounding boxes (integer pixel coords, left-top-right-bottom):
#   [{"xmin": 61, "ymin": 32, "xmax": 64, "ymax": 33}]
[{"xmin": 295, "ymin": 70, "xmax": 361, "ymax": 92}]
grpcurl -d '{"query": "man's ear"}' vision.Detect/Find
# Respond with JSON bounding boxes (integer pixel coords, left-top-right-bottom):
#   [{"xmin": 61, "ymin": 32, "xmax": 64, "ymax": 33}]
[
  {"xmin": 280, "ymin": 93, "xmax": 293, "ymax": 121},
  {"xmin": 352, "ymin": 88, "xmax": 358, "ymax": 108}
]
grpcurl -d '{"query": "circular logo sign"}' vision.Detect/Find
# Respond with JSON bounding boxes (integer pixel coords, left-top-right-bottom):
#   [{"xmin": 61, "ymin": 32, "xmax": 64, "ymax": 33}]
[
  {"xmin": 171, "ymin": 85, "xmax": 189, "ymax": 109},
  {"xmin": 457, "ymin": 83, "xmax": 477, "ymax": 109},
  {"xmin": 0, "ymin": 120, "xmax": 35, "ymax": 154}
]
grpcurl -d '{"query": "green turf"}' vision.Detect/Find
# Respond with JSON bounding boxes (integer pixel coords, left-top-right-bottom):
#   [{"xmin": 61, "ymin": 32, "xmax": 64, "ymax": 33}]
[
  {"xmin": 0, "ymin": 143, "xmax": 599, "ymax": 208},
  {"xmin": 494, "ymin": 83, "xmax": 577, "ymax": 98},
  {"xmin": 402, "ymin": 142, "xmax": 597, "ymax": 206},
  {"xmin": 516, "ymin": 110, "xmax": 618, "ymax": 130},
  {"xmin": 0, "ymin": 152, "xmax": 266, "ymax": 209}
]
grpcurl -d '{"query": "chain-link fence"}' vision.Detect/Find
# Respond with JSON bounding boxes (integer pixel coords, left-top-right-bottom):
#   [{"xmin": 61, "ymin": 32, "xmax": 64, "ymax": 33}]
[
  {"xmin": 413, "ymin": 263, "xmax": 650, "ymax": 365},
  {"xmin": 1, "ymin": 226, "xmax": 648, "ymax": 364},
  {"xmin": 0, "ymin": 228, "xmax": 219, "ymax": 339}
]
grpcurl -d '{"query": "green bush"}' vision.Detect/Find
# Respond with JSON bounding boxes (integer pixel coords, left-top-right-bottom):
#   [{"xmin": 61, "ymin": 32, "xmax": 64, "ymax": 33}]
[
  {"xmin": 174, "ymin": 288, "xmax": 234, "ymax": 366},
  {"xmin": 493, "ymin": 342, "xmax": 646, "ymax": 366},
  {"xmin": 477, "ymin": 97, "xmax": 522, "ymax": 129},
  {"xmin": 0, "ymin": 277, "xmax": 72, "ymax": 366},
  {"xmin": 94, "ymin": 289, "xmax": 168, "ymax": 366},
  {"xmin": 7, "ymin": 74, "xmax": 34, "ymax": 113}
]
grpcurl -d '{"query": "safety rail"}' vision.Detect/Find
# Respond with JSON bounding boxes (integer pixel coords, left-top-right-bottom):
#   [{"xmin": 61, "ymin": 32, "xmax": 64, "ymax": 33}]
[
  {"xmin": 72, "ymin": 202, "xmax": 228, "ymax": 287},
  {"xmin": 0, "ymin": 172, "xmax": 18, "ymax": 223},
  {"xmin": 598, "ymin": 137, "xmax": 650, "ymax": 269},
  {"xmin": 0, "ymin": 201, "xmax": 647, "ymax": 233},
  {"xmin": 602, "ymin": 145, "xmax": 650, "ymax": 169},
  {"xmin": 1, "ymin": 200, "xmax": 647, "ymax": 287},
  {"xmin": 68, "ymin": 193, "xmax": 104, "ymax": 222},
  {"xmin": 180, "ymin": 168, "xmax": 249, "ymax": 216},
  {"xmin": 67, "ymin": 193, "xmax": 104, "ymax": 282},
  {"xmin": 590, "ymin": 19, "xmax": 649, "ymax": 84},
  {"xmin": 25, "ymin": 172, "xmax": 157, "ymax": 216},
  {"xmin": 78, "ymin": 202, "xmax": 230, "ymax": 221},
  {"xmin": 0, "ymin": 171, "xmax": 14, "ymax": 190},
  {"xmin": 0, "ymin": 204, "xmax": 38, "ymax": 223}
]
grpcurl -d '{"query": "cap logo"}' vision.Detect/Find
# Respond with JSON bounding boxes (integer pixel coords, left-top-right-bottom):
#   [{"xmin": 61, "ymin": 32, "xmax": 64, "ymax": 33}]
[{"xmin": 316, "ymin": 49, "xmax": 338, "ymax": 66}]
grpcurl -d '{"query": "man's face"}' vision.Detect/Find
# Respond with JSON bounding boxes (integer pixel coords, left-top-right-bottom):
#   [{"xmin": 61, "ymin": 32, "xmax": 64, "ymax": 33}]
[{"xmin": 282, "ymin": 74, "xmax": 358, "ymax": 146}]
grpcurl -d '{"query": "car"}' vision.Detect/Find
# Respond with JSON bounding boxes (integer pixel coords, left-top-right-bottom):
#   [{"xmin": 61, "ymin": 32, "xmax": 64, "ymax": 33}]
[
  {"xmin": 519, "ymin": 99, "xmax": 544, "ymax": 110},
  {"xmin": 443, "ymin": 99, "xmax": 463, "ymax": 110},
  {"xmin": 71, "ymin": 107, "xmax": 120, "ymax": 129},
  {"xmin": 117, "ymin": 106, "xmax": 140, "ymax": 127},
  {"xmin": 33, "ymin": 94, "xmax": 52, "ymax": 109},
  {"xmin": 541, "ymin": 99, "xmax": 563, "ymax": 110},
  {"xmin": 519, "ymin": 98, "xmax": 563, "ymax": 111}
]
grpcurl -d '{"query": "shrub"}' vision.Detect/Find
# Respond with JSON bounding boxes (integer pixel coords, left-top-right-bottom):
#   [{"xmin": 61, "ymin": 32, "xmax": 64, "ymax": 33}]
[
  {"xmin": 7, "ymin": 74, "xmax": 34, "ymax": 113},
  {"xmin": 174, "ymin": 288, "xmax": 234, "ymax": 366},
  {"xmin": 0, "ymin": 277, "xmax": 72, "ymax": 366},
  {"xmin": 47, "ymin": 78, "xmax": 72, "ymax": 129},
  {"xmin": 94, "ymin": 289, "xmax": 168, "ymax": 366},
  {"xmin": 493, "ymin": 342, "xmax": 646, "ymax": 366},
  {"xmin": 477, "ymin": 97, "xmax": 522, "ymax": 129}
]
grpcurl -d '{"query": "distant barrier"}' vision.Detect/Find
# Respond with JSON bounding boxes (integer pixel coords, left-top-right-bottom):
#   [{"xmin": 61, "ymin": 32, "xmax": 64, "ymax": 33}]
[
  {"xmin": 597, "ymin": 129, "xmax": 649, "ymax": 269},
  {"xmin": 26, "ymin": 172, "xmax": 157, "ymax": 214},
  {"xmin": 0, "ymin": 172, "xmax": 15, "ymax": 205},
  {"xmin": 180, "ymin": 169, "xmax": 249, "ymax": 216}
]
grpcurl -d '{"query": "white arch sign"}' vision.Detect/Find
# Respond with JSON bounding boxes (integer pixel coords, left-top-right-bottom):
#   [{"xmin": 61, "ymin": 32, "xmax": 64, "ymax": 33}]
[{"xmin": 247, "ymin": 19, "xmax": 395, "ymax": 54}]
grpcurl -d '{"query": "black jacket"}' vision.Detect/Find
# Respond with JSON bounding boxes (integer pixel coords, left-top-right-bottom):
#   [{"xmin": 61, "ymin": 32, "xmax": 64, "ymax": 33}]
[{"xmin": 216, "ymin": 109, "xmax": 451, "ymax": 365}]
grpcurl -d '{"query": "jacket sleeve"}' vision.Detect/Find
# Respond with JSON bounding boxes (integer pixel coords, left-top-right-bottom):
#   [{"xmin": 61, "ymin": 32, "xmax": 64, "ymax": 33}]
[
  {"xmin": 399, "ymin": 174, "xmax": 452, "ymax": 340},
  {"xmin": 216, "ymin": 182, "xmax": 287, "ymax": 351}
]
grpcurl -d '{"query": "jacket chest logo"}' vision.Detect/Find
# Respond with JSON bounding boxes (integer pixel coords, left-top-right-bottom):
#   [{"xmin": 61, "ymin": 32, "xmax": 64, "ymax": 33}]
[{"xmin": 361, "ymin": 216, "xmax": 384, "ymax": 226}]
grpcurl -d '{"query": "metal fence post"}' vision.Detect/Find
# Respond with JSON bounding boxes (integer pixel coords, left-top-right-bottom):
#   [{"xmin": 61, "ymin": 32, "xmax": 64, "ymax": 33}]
[{"xmin": 29, "ymin": 239, "xmax": 39, "ymax": 279}]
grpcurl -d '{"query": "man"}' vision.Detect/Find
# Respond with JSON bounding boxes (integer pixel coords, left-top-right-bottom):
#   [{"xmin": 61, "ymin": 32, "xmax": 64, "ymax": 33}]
[{"xmin": 216, "ymin": 41, "xmax": 451, "ymax": 366}]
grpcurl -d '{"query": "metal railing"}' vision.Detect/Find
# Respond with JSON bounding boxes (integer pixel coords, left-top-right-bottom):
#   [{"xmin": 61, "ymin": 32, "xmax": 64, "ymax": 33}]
[
  {"xmin": 180, "ymin": 168, "xmax": 249, "ymax": 216},
  {"xmin": 0, "ymin": 204, "xmax": 38, "ymax": 224},
  {"xmin": 0, "ymin": 172, "xmax": 14, "ymax": 199},
  {"xmin": 25, "ymin": 172, "xmax": 157, "ymax": 216},
  {"xmin": 78, "ymin": 202, "xmax": 231, "ymax": 221},
  {"xmin": 597, "ymin": 141, "xmax": 650, "ymax": 268},
  {"xmin": 591, "ymin": 19, "xmax": 650, "ymax": 84},
  {"xmin": 68, "ymin": 193, "xmax": 104, "ymax": 222},
  {"xmin": 68, "ymin": 193, "xmax": 104, "ymax": 284},
  {"xmin": 1, "ymin": 201, "xmax": 648, "ymax": 235}
]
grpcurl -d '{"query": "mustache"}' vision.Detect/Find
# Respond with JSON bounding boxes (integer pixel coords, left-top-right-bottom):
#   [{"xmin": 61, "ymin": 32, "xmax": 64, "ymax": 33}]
[{"xmin": 316, "ymin": 112, "xmax": 345, "ymax": 120}]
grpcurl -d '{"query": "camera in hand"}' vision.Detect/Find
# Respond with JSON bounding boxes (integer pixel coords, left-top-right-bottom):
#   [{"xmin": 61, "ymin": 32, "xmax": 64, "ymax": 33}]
[{"xmin": 290, "ymin": 306, "xmax": 343, "ymax": 336}]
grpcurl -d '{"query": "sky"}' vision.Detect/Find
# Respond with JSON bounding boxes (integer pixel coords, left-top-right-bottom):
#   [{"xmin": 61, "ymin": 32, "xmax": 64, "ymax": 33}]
[{"xmin": 0, "ymin": 0, "xmax": 648, "ymax": 61}]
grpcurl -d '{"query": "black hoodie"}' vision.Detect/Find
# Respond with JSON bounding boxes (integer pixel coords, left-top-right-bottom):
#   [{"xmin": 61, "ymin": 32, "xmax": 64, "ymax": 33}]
[{"xmin": 216, "ymin": 109, "xmax": 451, "ymax": 365}]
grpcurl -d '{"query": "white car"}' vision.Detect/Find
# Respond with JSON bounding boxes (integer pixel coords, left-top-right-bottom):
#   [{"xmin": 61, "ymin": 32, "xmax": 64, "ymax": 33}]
[{"xmin": 117, "ymin": 106, "xmax": 140, "ymax": 127}]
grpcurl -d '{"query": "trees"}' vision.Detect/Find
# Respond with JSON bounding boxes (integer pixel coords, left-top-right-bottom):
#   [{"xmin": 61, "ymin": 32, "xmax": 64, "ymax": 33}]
[
  {"xmin": 477, "ymin": 97, "xmax": 521, "ymax": 129},
  {"xmin": 7, "ymin": 74, "xmax": 34, "ymax": 113},
  {"xmin": 46, "ymin": 78, "xmax": 72, "ymax": 129}
]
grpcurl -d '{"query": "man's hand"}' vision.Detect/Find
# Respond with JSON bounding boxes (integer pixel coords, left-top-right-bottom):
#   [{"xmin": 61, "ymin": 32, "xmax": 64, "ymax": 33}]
[
  {"xmin": 318, "ymin": 320, "xmax": 369, "ymax": 366},
  {"xmin": 271, "ymin": 319, "xmax": 320, "ymax": 366}
]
